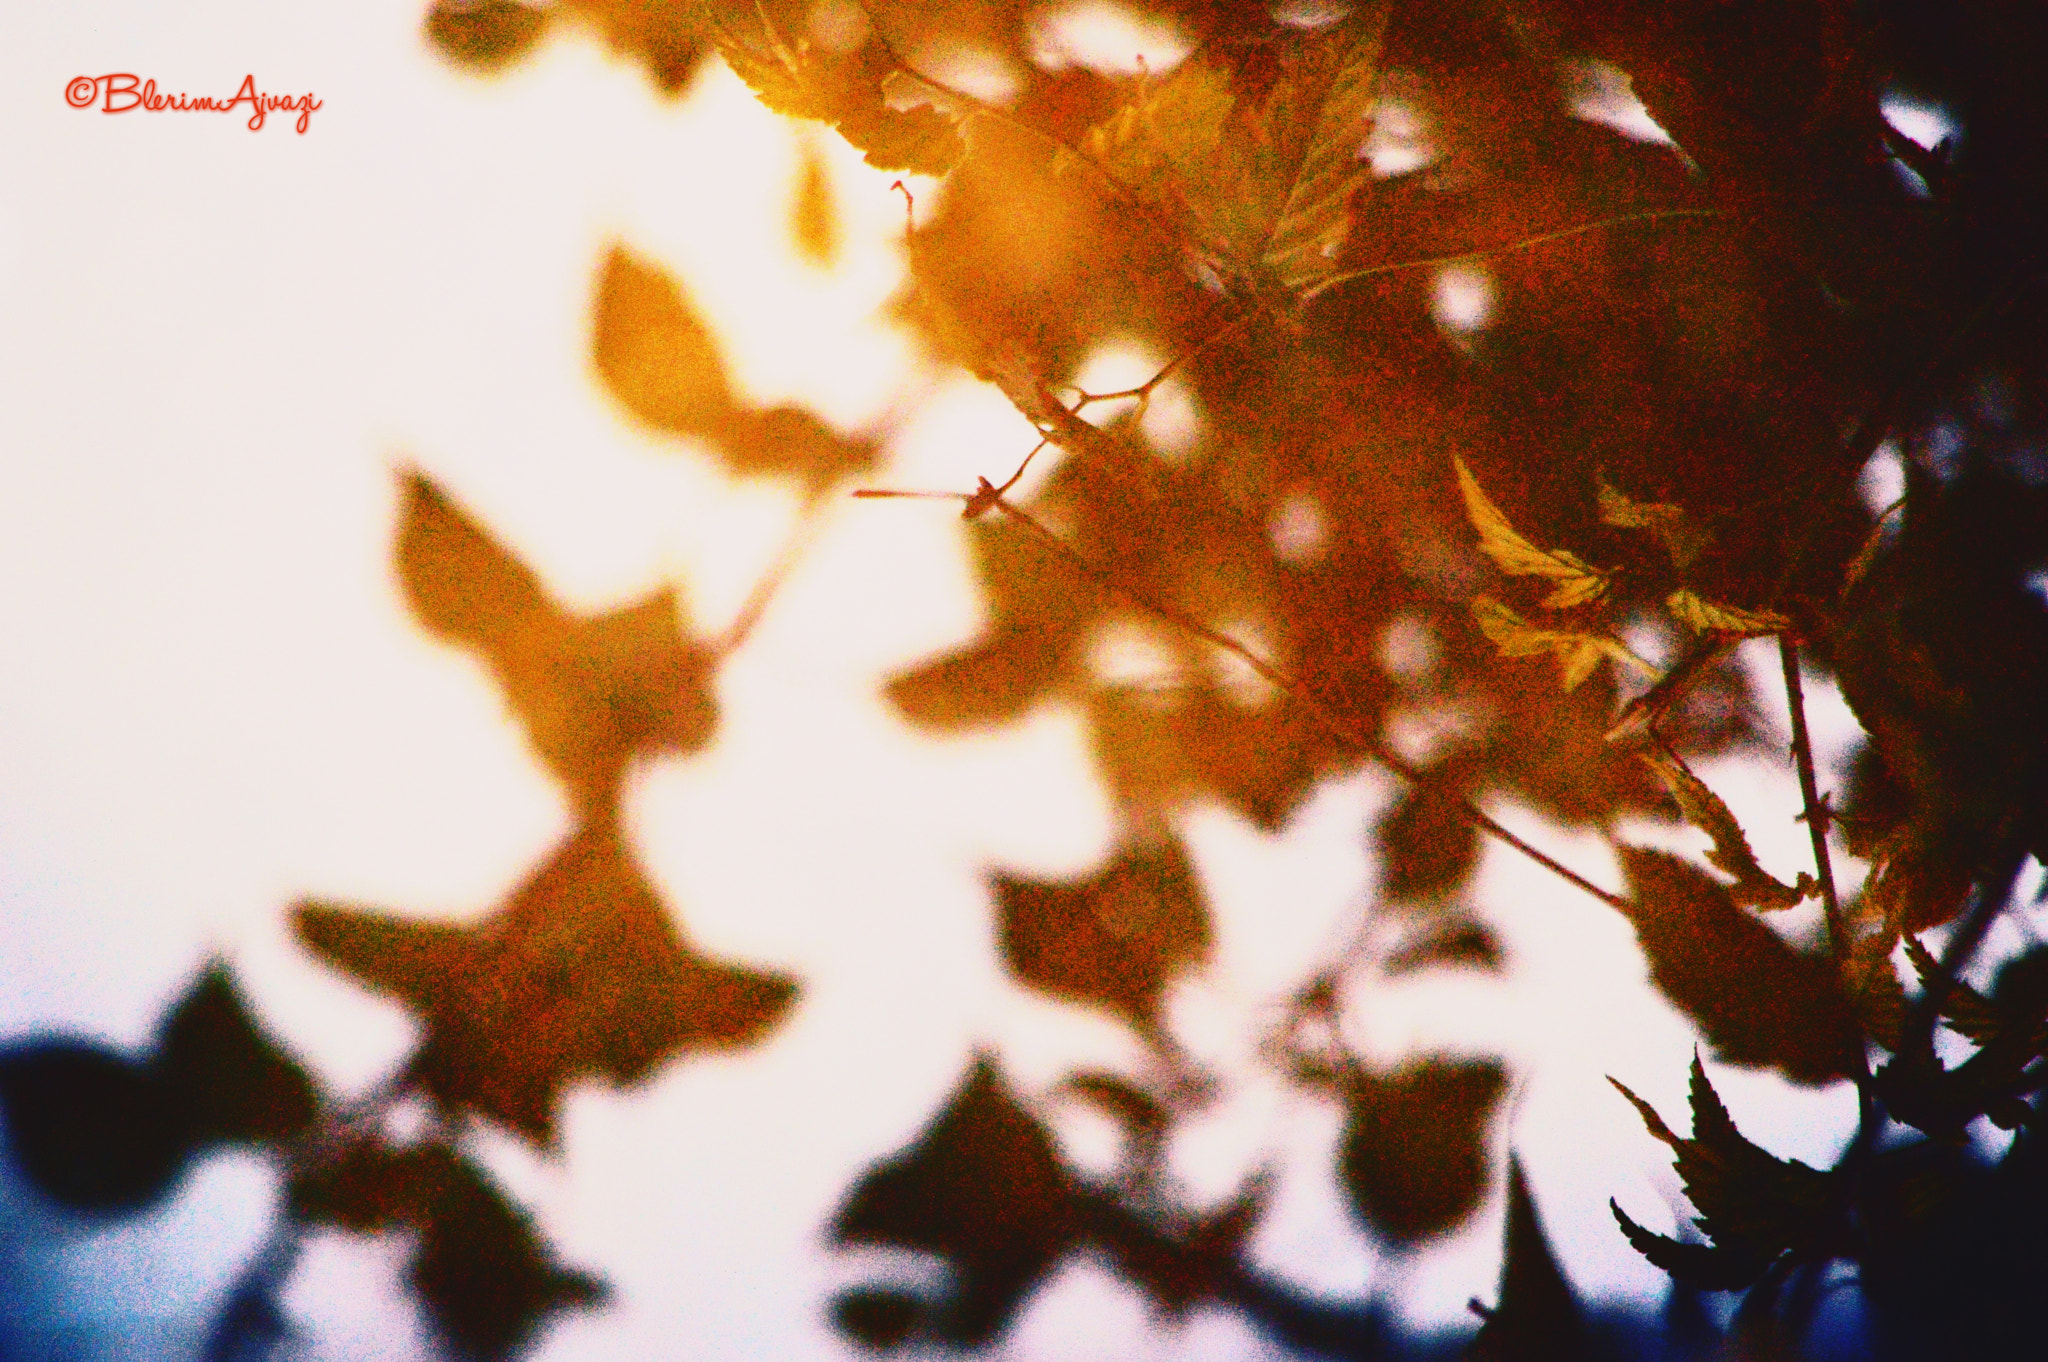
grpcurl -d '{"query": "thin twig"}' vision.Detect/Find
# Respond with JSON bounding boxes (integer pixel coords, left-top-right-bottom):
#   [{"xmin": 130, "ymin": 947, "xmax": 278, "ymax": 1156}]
[
  {"xmin": 1778, "ymin": 633, "xmax": 1876, "ymax": 1198},
  {"xmin": 1299, "ymin": 208, "xmax": 1724, "ymax": 303},
  {"xmin": 980, "ymin": 493, "xmax": 1630, "ymax": 912},
  {"xmin": 1778, "ymin": 637, "xmax": 1849, "ymax": 967}
]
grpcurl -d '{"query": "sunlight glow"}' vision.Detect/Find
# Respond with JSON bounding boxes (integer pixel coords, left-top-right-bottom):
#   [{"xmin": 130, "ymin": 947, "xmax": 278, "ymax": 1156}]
[{"xmin": 1026, "ymin": 1, "xmax": 1194, "ymax": 75}]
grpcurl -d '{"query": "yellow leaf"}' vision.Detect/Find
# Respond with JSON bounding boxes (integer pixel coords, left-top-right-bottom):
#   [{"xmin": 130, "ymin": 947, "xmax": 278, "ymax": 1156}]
[
  {"xmin": 1455, "ymin": 458, "xmax": 1610, "ymax": 608},
  {"xmin": 1597, "ymin": 477, "xmax": 1710, "ymax": 569},
  {"xmin": 1075, "ymin": 4, "xmax": 1390, "ymax": 298},
  {"xmin": 591, "ymin": 243, "xmax": 735, "ymax": 438},
  {"xmin": 1665, "ymin": 590, "xmax": 1789, "ymax": 637},
  {"xmin": 1472, "ymin": 596, "xmax": 1654, "ymax": 691},
  {"xmin": 1640, "ymin": 748, "xmax": 1813, "ymax": 909},
  {"xmin": 1261, "ymin": 2, "xmax": 1392, "ymax": 295}
]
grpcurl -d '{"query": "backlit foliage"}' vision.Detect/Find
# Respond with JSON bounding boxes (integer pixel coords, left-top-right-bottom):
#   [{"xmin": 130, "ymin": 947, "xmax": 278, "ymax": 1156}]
[{"xmin": 6, "ymin": 1, "xmax": 2048, "ymax": 1358}]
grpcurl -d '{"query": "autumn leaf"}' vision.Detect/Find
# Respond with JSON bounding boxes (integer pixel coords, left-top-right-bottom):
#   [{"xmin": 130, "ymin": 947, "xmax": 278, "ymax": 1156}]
[
  {"xmin": 990, "ymin": 835, "xmax": 1210, "ymax": 1037},
  {"xmin": 591, "ymin": 245, "xmax": 879, "ymax": 487},
  {"xmin": 1640, "ymin": 747, "xmax": 1813, "ymax": 908},
  {"xmin": 1597, "ymin": 477, "xmax": 1711, "ymax": 570},
  {"xmin": 293, "ymin": 1140, "xmax": 605, "ymax": 1361},
  {"xmin": 1472, "ymin": 595, "xmax": 1653, "ymax": 691},
  {"xmin": 1616, "ymin": 847, "xmax": 1860, "ymax": 1084},
  {"xmin": 1455, "ymin": 458, "xmax": 1612, "ymax": 608},
  {"xmin": 1664, "ymin": 589, "xmax": 1790, "ymax": 638},
  {"xmin": 830, "ymin": 1056, "xmax": 1082, "ymax": 1345},
  {"xmin": 563, "ymin": 0, "xmax": 707, "ymax": 94},
  {"xmin": 789, "ymin": 135, "xmax": 839, "ymax": 267},
  {"xmin": 294, "ymin": 822, "xmax": 798, "ymax": 1145},
  {"xmin": 1609, "ymin": 1054, "xmax": 1842, "ymax": 1289},
  {"xmin": 1076, "ymin": 3, "xmax": 1391, "ymax": 298},
  {"xmin": 395, "ymin": 470, "xmax": 718, "ymax": 815},
  {"xmin": 1878, "ymin": 940, "xmax": 2048, "ymax": 1140},
  {"xmin": 157, "ymin": 964, "xmax": 319, "ymax": 1148},
  {"xmin": 1337, "ymin": 1056, "xmax": 1504, "ymax": 1245},
  {"xmin": 1468, "ymin": 1158, "xmax": 1589, "ymax": 1361},
  {"xmin": 707, "ymin": 6, "xmax": 963, "ymax": 175},
  {"xmin": 424, "ymin": 0, "xmax": 550, "ymax": 74}
]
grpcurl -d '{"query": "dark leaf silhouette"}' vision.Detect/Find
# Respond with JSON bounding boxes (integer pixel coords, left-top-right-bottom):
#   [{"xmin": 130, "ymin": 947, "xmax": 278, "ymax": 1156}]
[
  {"xmin": 1378, "ymin": 762, "xmax": 1482, "ymax": 901},
  {"xmin": 293, "ymin": 1138, "xmax": 608, "ymax": 1359},
  {"xmin": 295, "ymin": 822, "xmax": 798, "ymax": 1144},
  {"xmin": 829, "ymin": 1288, "xmax": 922, "ymax": 1352},
  {"xmin": 1467, "ymin": 1157, "xmax": 1589, "ymax": 1361},
  {"xmin": 412, "ymin": 1147, "xmax": 608, "ymax": 1361},
  {"xmin": 831, "ymin": 1055, "xmax": 1082, "ymax": 1345},
  {"xmin": 1609, "ymin": 1054, "xmax": 1841, "ymax": 1289},
  {"xmin": 991, "ymin": 835, "xmax": 1209, "ymax": 1035},
  {"xmin": 157, "ymin": 963, "xmax": 319, "ymax": 1148},
  {"xmin": 1384, "ymin": 918, "xmax": 1502, "ymax": 976},
  {"xmin": 0, "ymin": 1040, "xmax": 193, "ymax": 1214},
  {"xmin": 424, "ymin": 1, "xmax": 548, "ymax": 73},
  {"xmin": 291, "ymin": 1138, "xmax": 435, "ymax": 1233},
  {"xmin": 1878, "ymin": 941, "xmax": 2048, "ymax": 1141},
  {"xmin": 396, "ymin": 470, "xmax": 718, "ymax": 815},
  {"xmin": 1338, "ymin": 1056, "xmax": 1504, "ymax": 1246},
  {"xmin": 1615, "ymin": 847, "xmax": 1860, "ymax": 1084}
]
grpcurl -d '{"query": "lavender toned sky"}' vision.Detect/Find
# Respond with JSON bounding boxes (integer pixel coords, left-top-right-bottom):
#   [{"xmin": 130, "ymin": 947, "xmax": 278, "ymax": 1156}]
[{"xmin": 0, "ymin": 4, "xmax": 1997, "ymax": 1359}]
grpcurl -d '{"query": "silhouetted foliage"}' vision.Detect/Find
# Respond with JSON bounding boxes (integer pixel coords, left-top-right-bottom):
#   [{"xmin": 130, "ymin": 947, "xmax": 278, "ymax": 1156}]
[{"xmin": 10, "ymin": 0, "xmax": 2048, "ymax": 1356}]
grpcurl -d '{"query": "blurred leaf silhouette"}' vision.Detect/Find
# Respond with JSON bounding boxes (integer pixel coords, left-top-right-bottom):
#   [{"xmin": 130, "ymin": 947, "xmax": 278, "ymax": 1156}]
[
  {"xmin": 0, "ymin": 965, "xmax": 317, "ymax": 1215},
  {"xmin": 16, "ymin": 0, "xmax": 2048, "ymax": 1356},
  {"xmin": 296, "ymin": 822, "xmax": 797, "ymax": 1145},
  {"xmin": 396, "ymin": 470, "xmax": 718, "ymax": 817},
  {"xmin": 830, "ymin": 1056, "xmax": 1082, "ymax": 1346},
  {"xmin": 991, "ymin": 833, "xmax": 1209, "ymax": 1039}
]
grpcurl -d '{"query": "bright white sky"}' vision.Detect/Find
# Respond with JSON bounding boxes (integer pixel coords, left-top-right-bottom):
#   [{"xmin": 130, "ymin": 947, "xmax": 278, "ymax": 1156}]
[{"xmin": 0, "ymin": 4, "xmax": 1917, "ymax": 1359}]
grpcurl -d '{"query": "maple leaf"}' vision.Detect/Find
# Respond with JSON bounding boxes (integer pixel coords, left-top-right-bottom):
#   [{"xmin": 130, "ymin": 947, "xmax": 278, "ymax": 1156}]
[
  {"xmin": 1877, "ymin": 940, "xmax": 2048, "ymax": 1140},
  {"xmin": 1455, "ymin": 457, "xmax": 1612, "ymax": 609},
  {"xmin": 1597, "ymin": 477, "xmax": 1711, "ymax": 571},
  {"xmin": 1609, "ymin": 1053, "xmax": 1842, "ymax": 1289},
  {"xmin": 1468, "ymin": 1158, "xmax": 1589, "ymax": 1360},
  {"xmin": 591, "ymin": 244, "xmax": 880, "ymax": 488},
  {"xmin": 294, "ymin": 822, "xmax": 798, "ymax": 1145},
  {"xmin": 990, "ymin": 835, "xmax": 1210, "ymax": 1037},
  {"xmin": 1472, "ymin": 595, "xmax": 1653, "ymax": 692},
  {"xmin": 1640, "ymin": 747, "xmax": 1813, "ymax": 908},
  {"xmin": 424, "ymin": 0, "xmax": 550, "ymax": 74},
  {"xmin": 706, "ymin": 5, "xmax": 963, "ymax": 175},
  {"xmin": 1664, "ymin": 589, "xmax": 1790, "ymax": 638},
  {"xmin": 1076, "ymin": 2, "xmax": 1391, "ymax": 299},
  {"xmin": 830, "ymin": 1056, "xmax": 1083, "ymax": 1345},
  {"xmin": 1616, "ymin": 847, "xmax": 1861, "ymax": 1083},
  {"xmin": 1337, "ymin": 1056, "xmax": 1504, "ymax": 1245},
  {"xmin": 395, "ymin": 470, "xmax": 718, "ymax": 817},
  {"xmin": 292, "ymin": 1140, "xmax": 606, "ymax": 1360}
]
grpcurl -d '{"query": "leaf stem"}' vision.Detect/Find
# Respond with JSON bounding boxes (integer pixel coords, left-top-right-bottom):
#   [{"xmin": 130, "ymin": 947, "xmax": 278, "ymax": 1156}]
[
  {"xmin": 982, "ymin": 492, "xmax": 1630, "ymax": 912},
  {"xmin": 1778, "ymin": 637, "xmax": 1848, "ymax": 965},
  {"xmin": 1299, "ymin": 208, "xmax": 1725, "ymax": 303}
]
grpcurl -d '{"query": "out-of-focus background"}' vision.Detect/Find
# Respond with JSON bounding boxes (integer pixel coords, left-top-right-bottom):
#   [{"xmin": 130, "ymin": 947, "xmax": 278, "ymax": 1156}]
[{"xmin": 0, "ymin": 3, "xmax": 1967, "ymax": 1358}]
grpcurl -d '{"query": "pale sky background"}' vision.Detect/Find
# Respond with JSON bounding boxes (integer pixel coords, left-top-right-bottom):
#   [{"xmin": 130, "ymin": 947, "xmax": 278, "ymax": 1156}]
[{"xmin": 0, "ymin": 4, "xmax": 1992, "ymax": 1359}]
